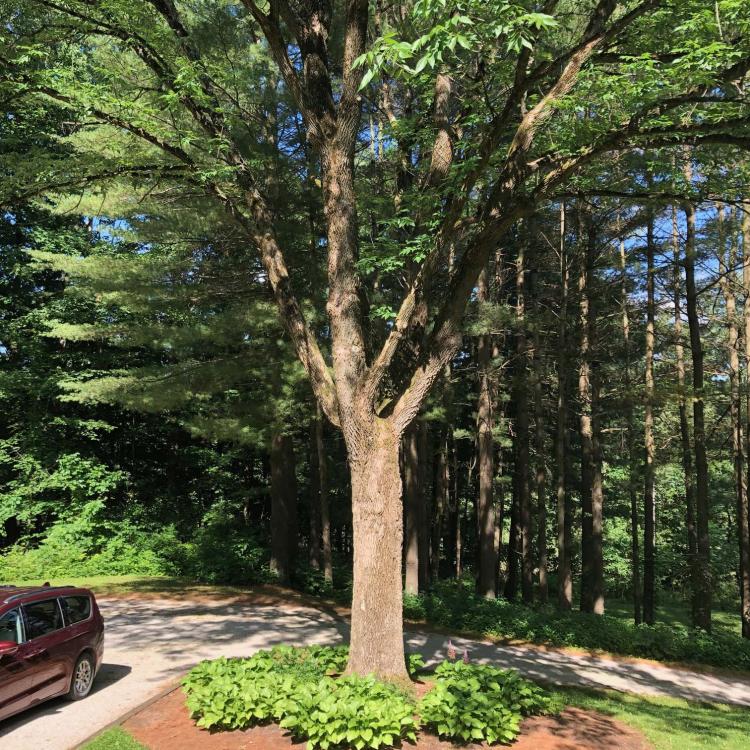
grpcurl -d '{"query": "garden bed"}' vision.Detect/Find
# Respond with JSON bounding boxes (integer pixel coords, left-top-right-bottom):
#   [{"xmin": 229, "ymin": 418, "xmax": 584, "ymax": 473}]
[{"xmin": 122, "ymin": 687, "xmax": 648, "ymax": 750}]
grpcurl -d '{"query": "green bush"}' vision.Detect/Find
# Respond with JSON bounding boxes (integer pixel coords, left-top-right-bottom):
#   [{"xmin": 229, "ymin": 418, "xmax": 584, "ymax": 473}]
[
  {"xmin": 406, "ymin": 579, "xmax": 750, "ymax": 672},
  {"xmin": 418, "ymin": 660, "xmax": 551, "ymax": 745},
  {"xmin": 182, "ymin": 646, "xmax": 417, "ymax": 749}
]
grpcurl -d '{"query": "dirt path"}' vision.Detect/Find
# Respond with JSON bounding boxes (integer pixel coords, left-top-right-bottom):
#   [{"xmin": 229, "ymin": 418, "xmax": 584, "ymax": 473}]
[{"xmin": 1, "ymin": 595, "xmax": 749, "ymax": 750}]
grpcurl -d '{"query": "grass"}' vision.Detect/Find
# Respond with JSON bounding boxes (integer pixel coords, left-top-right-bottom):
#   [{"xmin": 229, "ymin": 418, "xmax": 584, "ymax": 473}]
[
  {"xmin": 80, "ymin": 727, "xmax": 146, "ymax": 750},
  {"xmin": 605, "ymin": 596, "xmax": 741, "ymax": 637},
  {"xmin": 551, "ymin": 686, "xmax": 750, "ymax": 750}
]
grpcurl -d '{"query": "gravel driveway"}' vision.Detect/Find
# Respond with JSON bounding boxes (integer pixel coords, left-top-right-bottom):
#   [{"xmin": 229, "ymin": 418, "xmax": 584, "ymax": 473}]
[{"xmin": 1, "ymin": 596, "xmax": 750, "ymax": 750}]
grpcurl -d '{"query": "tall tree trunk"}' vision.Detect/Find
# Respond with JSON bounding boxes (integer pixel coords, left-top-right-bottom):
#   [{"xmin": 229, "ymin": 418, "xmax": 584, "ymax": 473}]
[
  {"xmin": 683, "ymin": 163, "xmax": 712, "ymax": 630},
  {"xmin": 672, "ymin": 206, "xmax": 698, "ymax": 625},
  {"xmin": 719, "ymin": 204, "xmax": 748, "ymax": 638},
  {"xmin": 309, "ymin": 427, "xmax": 322, "ymax": 571},
  {"xmin": 505, "ymin": 479, "xmax": 520, "ymax": 601},
  {"xmin": 741, "ymin": 207, "xmax": 750, "ymax": 638},
  {"xmin": 579, "ymin": 215, "xmax": 605, "ymax": 615},
  {"xmin": 270, "ymin": 431, "xmax": 298, "ymax": 586},
  {"xmin": 403, "ymin": 421, "xmax": 422, "ymax": 595},
  {"xmin": 643, "ymin": 212, "xmax": 657, "ymax": 625},
  {"xmin": 620, "ymin": 224, "xmax": 642, "ymax": 624},
  {"xmin": 347, "ymin": 420, "xmax": 407, "ymax": 677},
  {"xmin": 477, "ymin": 266, "xmax": 498, "ymax": 597},
  {"xmin": 315, "ymin": 409, "xmax": 333, "ymax": 583},
  {"xmin": 515, "ymin": 238, "xmax": 534, "ymax": 604},
  {"xmin": 533, "ymin": 294, "xmax": 548, "ymax": 603},
  {"xmin": 556, "ymin": 202, "xmax": 573, "ymax": 610},
  {"xmin": 418, "ymin": 422, "xmax": 431, "ymax": 592},
  {"xmin": 431, "ymin": 430, "xmax": 449, "ymax": 581}
]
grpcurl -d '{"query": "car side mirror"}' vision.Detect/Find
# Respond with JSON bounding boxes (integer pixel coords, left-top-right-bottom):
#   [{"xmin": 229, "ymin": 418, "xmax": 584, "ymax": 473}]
[{"xmin": 0, "ymin": 640, "xmax": 19, "ymax": 658}]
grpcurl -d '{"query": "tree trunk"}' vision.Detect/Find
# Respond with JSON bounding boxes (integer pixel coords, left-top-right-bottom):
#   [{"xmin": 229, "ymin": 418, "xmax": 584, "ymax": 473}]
[
  {"xmin": 309, "ymin": 421, "xmax": 322, "ymax": 571},
  {"xmin": 505, "ymin": 482, "xmax": 520, "ymax": 601},
  {"xmin": 404, "ymin": 421, "xmax": 422, "ymax": 595},
  {"xmin": 683, "ymin": 169, "xmax": 712, "ymax": 630},
  {"xmin": 620, "ymin": 222, "xmax": 642, "ymax": 625},
  {"xmin": 347, "ymin": 419, "xmax": 408, "ymax": 678},
  {"xmin": 741, "ymin": 207, "xmax": 750, "ymax": 638},
  {"xmin": 515, "ymin": 238, "xmax": 534, "ymax": 604},
  {"xmin": 418, "ymin": 422, "xmax": 431, "ymax": 592},
  {"xmin": 477, "ymin": 266, "xmax": 498, "ymax": 597},
  {"xmin": 270, "ymin": 431, "xmax": 297, "ymax": 586},
  {"xmin": 431, "ymin": 430, "xmax": 448, "ymax": 581},
  {"xmin": 579, "ymin": 215, "xmax": 605, "ymax": 615},
  {"xmin": 533, "ymin": 300, "xmax": 548, "ymax": 603},
  {"xmin": 643, "ymin": 212, "xmax": 657, "ymax": 625},
  {"xmin": 556, "ymin": 201, "xmax": 573, "ymax": 610},
  {"xmin": 672, "ymin": 206, "xmax": 699, "ymax": 625},
  {"xmin": 315, "ymin": 410, "xmax": 333, "ymax": 583}
]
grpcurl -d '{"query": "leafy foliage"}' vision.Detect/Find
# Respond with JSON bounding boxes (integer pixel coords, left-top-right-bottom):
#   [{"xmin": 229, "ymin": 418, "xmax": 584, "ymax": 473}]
[
  {"xmin": 418, "ymin": 660, "xmax": 551, "ymax": 744},
  {"xmin": 182, "ymin": 646, "xmax": 417, "ymax": 749}
]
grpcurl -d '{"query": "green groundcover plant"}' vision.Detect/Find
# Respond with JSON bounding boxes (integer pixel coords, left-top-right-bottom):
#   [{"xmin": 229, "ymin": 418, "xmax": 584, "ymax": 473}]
[{"xmin": 182, "ymin": 645, "xmax": 551, "ymax": 749}]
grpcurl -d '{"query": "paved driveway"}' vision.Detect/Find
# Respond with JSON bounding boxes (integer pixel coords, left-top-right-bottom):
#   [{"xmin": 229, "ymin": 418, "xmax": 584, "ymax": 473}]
[{"xmin": 1, "ymin": 596, "xmax": 749, "ymax": 750}]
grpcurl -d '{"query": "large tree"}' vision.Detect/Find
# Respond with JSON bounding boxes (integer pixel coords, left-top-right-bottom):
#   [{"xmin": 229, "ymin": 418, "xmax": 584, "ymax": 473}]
[{"xmin": 2, "ymin": 0, "xmax": 749, "ymax": 676}]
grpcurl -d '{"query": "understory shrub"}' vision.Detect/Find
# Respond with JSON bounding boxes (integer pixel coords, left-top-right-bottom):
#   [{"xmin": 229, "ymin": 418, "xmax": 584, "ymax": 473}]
[
  {"xmin": 182, "ymin": 646, "xmax": 417, "ymax": 749},
  {"xmin": 404, "ymin": 579, "xmax": 750, "ymax": 672},
  {"xmin": 418, "ymin": 661, "xmax": 551, "ymax": 745}
]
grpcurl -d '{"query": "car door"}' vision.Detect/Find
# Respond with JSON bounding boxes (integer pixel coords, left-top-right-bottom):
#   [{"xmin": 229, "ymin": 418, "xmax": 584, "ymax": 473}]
[
  {"xmin": 21, "ymin": 598, "xmax": 69, "ymax": 702},
  {"xmin": 0, "ymin": 607, "xmax": 35, "ymax": 721}
]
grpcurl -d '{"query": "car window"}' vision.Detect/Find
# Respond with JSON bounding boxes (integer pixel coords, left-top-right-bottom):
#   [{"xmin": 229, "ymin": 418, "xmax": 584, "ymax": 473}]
[
  {"xmin": 23, "ymin": 599, "xmax": 64, "ymax": 639},
  {"xmin": 0, "ymin": 609, "xmax": 23, "ymax": 644},
  {"xmin": 62, "ymin": 596, "xmax": 91, "ymax": 624}
]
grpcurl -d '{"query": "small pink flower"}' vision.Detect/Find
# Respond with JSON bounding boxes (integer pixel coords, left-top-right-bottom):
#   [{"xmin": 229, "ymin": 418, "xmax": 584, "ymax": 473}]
[
  {"xmin": 462, "ymin": 649, "xmax": 469, "ymax": 664},
  {"xmin": 447, "ymin": 640, "xmax": 456, "ymax": 660}
]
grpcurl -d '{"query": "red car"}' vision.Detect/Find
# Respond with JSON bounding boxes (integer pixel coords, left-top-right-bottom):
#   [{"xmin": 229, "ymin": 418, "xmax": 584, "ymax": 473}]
[{"xmin": 0, "ymin": 585, "xmax": 104, "ymax": 722}]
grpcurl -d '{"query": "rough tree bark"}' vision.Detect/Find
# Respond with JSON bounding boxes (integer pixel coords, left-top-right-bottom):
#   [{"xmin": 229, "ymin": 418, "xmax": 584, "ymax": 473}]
[
  {"xmin": 741, "ymin": 207, "xmax": 750, "ymax": 638},
  {"xmin": 619, "ymin": 223, "xmax": 642, "ymax": 625},
  {"xmin": 579, "ymin": 213, "xmax": 605, "ymax": 615},
  {"xmin": 683, "ymin": 162, "xmax": 712, "ymax": 630},
  {"xmin": 314, "ymin": 410, "xmax": 333, "ymax": 583},
  {"xmin": 514, "ymin": 237, "xmax": 534, "ymax": 604},
  {"xmin": 556, "ymin": 202, "xmax": 573, "ymax": 610},
  {"xmin": 671, "ymin": 205, "xmax": 699, "ymax": 626},
  {"xmin": 270, "ymin": 431, "xmax": 297, "ymax": 586},
  {"xmin": 643, "ymin": 212, "xmax": 656, "ymax": 625},
  {"xmin": 403, "ymin": 421, "xmax": 423, "ymax": 595},
  {"xmin": 476, "ymin": 265, "xmax": 498, "ymax": 597}
]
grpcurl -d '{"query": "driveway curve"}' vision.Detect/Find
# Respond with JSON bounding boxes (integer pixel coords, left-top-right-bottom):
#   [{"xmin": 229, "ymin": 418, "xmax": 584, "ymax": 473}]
[{"xmin": 1, "ymin": 595, "xmax": 749, "ymax": 750}]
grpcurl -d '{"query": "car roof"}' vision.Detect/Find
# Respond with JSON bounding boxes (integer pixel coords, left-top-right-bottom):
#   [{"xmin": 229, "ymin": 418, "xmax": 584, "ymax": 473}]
[{"xmin": 0, "ymin": 586, "xmax": 92, "ymax": 605}]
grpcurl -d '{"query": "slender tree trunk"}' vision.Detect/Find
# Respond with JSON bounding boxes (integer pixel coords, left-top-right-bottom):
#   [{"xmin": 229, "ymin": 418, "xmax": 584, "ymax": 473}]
[
  {"xmin": 315, "ymin": 408, "xmax": 333, "ymax": 583},
  {"xmin": 418, "ymin": 422, "xmax": 431, "ymax": 591},
  {"xmin": 556, "ymin": 202, "xmax": 573, "ymax": 610},
  {"xmin": 672, "ymin": 206, "xmax": 699, "ymax": 624},
  {"xmin": 683, "ymin": 164, "xmax": 712, "ymax": 630},
  {"xmin": 579, "ymin": 215, "xmax": 605, "ymax": 615},
  {"xmin": 741, "ymin": 207, "xmax": 750, "ymax": 638},
  {"xmin": 477, "ymin": 266, "xmax": 498, "ymax": 597},
  {"xmin": 505, "ymin": 480, "xmax": 520, "ymax": 601},
  {"xmin": 533, "ymin": 300, "xmax": 548, "ymax": 603},
  {"xmin": 309, "ymin": 422, "xmax": 322, "ymax": 571},
  {"xmin": 431, "ymin": 430, "xmax": 449, "ymax": 581},
  {"xmin": 515, "ymin": 238, "xmax": 534, "ymax": 604},
  {"xmin": 643, "ymin": 212, "xmax": 657, "ymax": 625},
  {"xmin": 270, "ymin": 431, "xmax": 298, "ymax": 586},
  {"xmin": 347, "ymin": 420, "xmax": 407, "ymax": 677},
  {"xmin": 620, "ymin": 224, "xmax": 642, "ymax": 624},
  {"xmin": 403, "ymin": 421, "xmax": 422, "ymax": 595}
]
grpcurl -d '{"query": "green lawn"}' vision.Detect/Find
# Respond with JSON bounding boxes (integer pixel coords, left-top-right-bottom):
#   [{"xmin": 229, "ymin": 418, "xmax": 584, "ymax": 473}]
[
  {"xmin": 605, "ymin": 596, "xmax": 741, "ymax": 637},
  {"xmin": 550, "ymin": 687, "xmax": 750, "ymax": 750},
  {"xmin": 81, "ymin": 728, "xmax": 146, "ymax": 750}
]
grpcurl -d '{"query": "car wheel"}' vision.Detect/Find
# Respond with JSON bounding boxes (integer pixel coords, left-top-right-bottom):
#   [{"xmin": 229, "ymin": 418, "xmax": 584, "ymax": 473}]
[{"xmin": 68, "ymin": 653, "xmax": 95, "ymax": 701}]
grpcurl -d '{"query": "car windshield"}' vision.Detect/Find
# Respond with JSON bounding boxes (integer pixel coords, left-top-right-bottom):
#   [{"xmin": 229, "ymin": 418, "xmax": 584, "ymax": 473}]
[{"xmin": 0, "ymin": 609, "xmax": 23, "ymax": 644}]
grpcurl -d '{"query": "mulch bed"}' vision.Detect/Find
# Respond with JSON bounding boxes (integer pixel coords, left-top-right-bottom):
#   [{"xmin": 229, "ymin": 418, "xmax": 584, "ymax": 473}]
[{"xmin": 122, "ymin": 687, "xmax": 649, "ymax": 750}]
